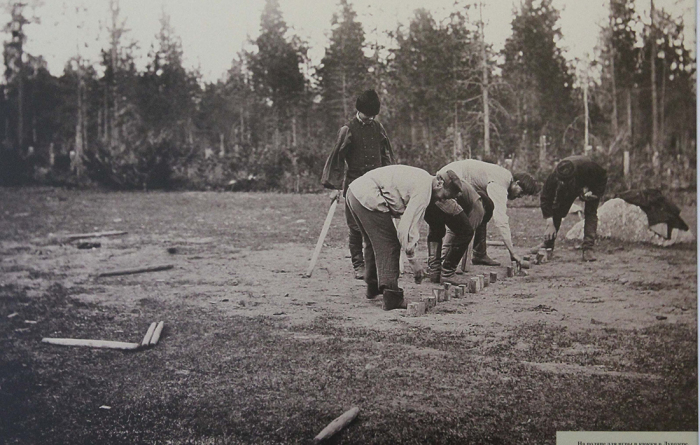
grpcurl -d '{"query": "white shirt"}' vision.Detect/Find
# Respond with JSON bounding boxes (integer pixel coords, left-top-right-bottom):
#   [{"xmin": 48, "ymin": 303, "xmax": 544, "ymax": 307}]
[
  {"xmin": 349, "ymin": 165, "xmax": 433, "ymax": 253},
  {"xmin": 437, "ymin": 160, "xmax": 513, "ymax": 245}
]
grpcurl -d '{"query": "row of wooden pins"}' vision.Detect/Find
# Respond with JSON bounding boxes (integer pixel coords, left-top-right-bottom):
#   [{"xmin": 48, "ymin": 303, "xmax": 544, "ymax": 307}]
[
  {"xmin": 406, "ymin": 272, "xmax": 500, "ymax": 317},
  {"xmin": 42, "ymin": 321, "xmax": 165, "ymax": 351}
]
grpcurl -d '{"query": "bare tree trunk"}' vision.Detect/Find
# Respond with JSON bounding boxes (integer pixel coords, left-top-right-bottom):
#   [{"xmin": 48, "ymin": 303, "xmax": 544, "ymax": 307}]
[
  {"xmin": 453, "ymin": 102, "xmax": 459, "ymax": 161},
  {"xmin": 410, "ymin": 109, "xmax": 417, "ymax": 147},
  {"xmin": 610, "ymin": 47, "xmax": 619, "ymax": 135},
  {"xmin": 626, "ymin": 88, "xmax": 633, "ymax": 146},
  {"xmin": 660, "ymin": 57, "xmax": 666, "ymax": 149},
  {"xmin": 292, "ymin": 114, "xmax": 299, "ymax": 193},
  {"xmin": 480, "ymin": 3, "xmax": 490, "ymax": 157},
  {"xmin": 17, "ymin": 51, "xmax": 23, "ymax": 150},
  {"xmin": 73, "ymin": 71, "xmax": 85, "ymax": 177},
  {"xmin": 650, "ymin": 0, "xmax": 659, "ymax": 151},
  {"xmin": 583, "ymin": 83, "xmax": 589, "ymax": 152},
  {"xmin": 341, "ymin": 71, "xmax": 348, "ymax": 120}
]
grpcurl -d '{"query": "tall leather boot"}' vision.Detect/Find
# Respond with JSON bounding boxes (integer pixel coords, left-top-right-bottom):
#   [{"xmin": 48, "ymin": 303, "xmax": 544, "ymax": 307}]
[
  {"xmin": 427, "ymin": 241, "xmax": 442, "ymax": 283},
  {"xmin": 471, "ymin": 223, "xmax": 500, "ymax": 266},
  {"xmin": 440, "ymin": 230, "xmax": 470, "ymax": 283},
  {"xmin": 382, "ymin": 288, "xmax": 406, "ymax": 311}
]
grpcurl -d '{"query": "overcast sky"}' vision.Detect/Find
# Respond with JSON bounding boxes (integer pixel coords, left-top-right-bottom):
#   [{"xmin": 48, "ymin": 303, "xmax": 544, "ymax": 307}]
[{"xmin": 11, "ymin": 0, "xmax": 697, "ymax": 83}]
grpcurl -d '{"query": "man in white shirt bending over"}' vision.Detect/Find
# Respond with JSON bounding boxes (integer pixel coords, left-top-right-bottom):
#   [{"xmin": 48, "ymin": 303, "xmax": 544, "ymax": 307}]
[
  {"xmin": 346, "ymin": 165, "xmax": 475, "ymax": 310},
  {"xmin": 434, "ymin": 160, "xmax": 539, "ymax": 275}
]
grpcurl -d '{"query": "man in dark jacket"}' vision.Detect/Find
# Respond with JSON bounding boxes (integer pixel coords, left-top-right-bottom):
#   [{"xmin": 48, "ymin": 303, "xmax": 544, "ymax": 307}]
[
  {"xmin": 537, "ymin": 155, "xmax": 607, "ymax": 262},
  {"xmin": 321, "ymin": 89, "xmax": 395, "ymax": 279}
]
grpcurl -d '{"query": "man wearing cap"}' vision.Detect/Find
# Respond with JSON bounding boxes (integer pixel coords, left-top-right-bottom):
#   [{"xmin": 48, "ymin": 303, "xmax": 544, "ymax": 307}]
[
  {"xmin": 346, "ymin": 165, "xmax": 471, "ymax": 310},
  {"xmin": 423, "ymin": 175, "xmax": 486, "ymax": 284},
  {"xmin": 536, "ymin": 155, "xmax": 607, "ymax": 262},
  {"xmin": 322, "ymin": 89, "xmax": 395, "ymax": 279},
  {"xmin": 428, "ymin": 160, "xmax": 540, "ymax": 281}
]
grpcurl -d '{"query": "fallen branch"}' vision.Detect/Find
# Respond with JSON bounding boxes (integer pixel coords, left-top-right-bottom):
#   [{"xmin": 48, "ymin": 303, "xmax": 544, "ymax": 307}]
[
  {"xmin": 64, "ymin": 231, "xmax": 128, "ymax": 241},
  {"xmin": 313, "ymin": 406, "xmax": 360, "ymax": 444},
  {"xmin": 42, "ymin": 338, "xmax": 140, "ymax": 350},
  {"xmin": 97, "ymin": 264, "xmax": 174, "ymax": 278}
]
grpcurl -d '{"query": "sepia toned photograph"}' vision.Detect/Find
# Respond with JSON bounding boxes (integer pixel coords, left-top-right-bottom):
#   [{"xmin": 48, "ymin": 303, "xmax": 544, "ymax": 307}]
[{"xmin": 0, "ymin": 0, "xmax": 696, "ymax": 443}]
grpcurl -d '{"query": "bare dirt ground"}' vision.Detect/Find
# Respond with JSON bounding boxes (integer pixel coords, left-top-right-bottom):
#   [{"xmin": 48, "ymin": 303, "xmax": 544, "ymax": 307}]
[{"xmin": 0, "ymin": 187, "xmax": 697, "ymax": 444}]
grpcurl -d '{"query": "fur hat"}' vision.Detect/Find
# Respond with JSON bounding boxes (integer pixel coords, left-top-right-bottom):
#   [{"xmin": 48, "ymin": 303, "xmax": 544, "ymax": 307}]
[
  {"xmin": 512, "ymin": 172, "xmax": 540, "ymax": 195},
  {"xmin": 355, "ymin": 89, "xmax": 381, "ymax": 116},
  {"xmin": 555, "ymin": 159, "xmax": 576, "ymax": 181}
]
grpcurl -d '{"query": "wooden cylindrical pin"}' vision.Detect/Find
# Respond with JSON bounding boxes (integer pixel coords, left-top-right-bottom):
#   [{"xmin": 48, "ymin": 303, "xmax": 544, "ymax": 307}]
[
  {"xmin": 469, "ymin": 277, "xmax": 479, "ymax": 293},
  {"xmin": 422, "ymin": 295, "xmax": 437, "ymax": 310},
  {"xmin": 506, "ymin": 266, "xmax": 514, "ymax": 277},
  {"xmin": 490, "ymin": 272, "xmax": 498, "ymax": 283},
  {"xmin": 545, "ymin": 248, "xmax": 553, "ymax": 260}
]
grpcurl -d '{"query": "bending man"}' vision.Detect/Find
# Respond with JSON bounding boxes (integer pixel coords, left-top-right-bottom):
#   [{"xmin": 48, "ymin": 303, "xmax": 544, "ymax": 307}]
[
  {"xmin": 537, "ymin": 155, "xmax": 607, "ymax": 262},
  {"xmin": 346, "ymin": 165, "xmax": 467, "ymax": 310},
  {"xmin": 428, "ymin": 160, "xmax": 539, "ymax": 282}
]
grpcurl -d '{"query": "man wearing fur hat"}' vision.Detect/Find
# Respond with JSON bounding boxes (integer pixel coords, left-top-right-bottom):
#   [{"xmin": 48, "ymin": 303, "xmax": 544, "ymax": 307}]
[
  {"xmin": 345, "ymin": 165, "xmax": 473, "ymax": 310},
  {"xmin": 322, "ymin": 89, "xmax": 395, "ymax": 279},
  {"xmin": 536, "ymin": 155, "xmax": 607, "ymax": 262},
  {"xmin": 428, "ymin": 159, "xmax": 540, "ymax": 282}
]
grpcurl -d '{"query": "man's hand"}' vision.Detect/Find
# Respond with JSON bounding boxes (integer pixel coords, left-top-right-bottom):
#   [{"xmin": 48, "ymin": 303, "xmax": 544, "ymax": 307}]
[
  {"xmin": 579, "ymin": 187, "xmax": 598, "ymax": 202},
  {"xmin": 329, "ymin": 190, "xmax": 341, "ymax": 201},
  {"xmin": 544, "ymin": 217, "xmax": 557, "ymax": 241},
  {"xmin": 510, "ymin": 252, "xmax": 523, "ymax": 266}
]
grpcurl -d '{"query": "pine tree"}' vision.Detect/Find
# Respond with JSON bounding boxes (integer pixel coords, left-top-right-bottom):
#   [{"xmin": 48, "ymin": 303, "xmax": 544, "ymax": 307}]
[
  {"xmin": 317, "ymin": 0, "xmax": 371, "ymax": 128},
  {"xmin": 501, "ymin": 0, "xmax": 575, "ymax": 161}
]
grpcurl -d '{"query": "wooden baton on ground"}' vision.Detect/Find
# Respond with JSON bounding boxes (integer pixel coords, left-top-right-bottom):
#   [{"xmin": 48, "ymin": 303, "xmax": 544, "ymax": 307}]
[
  {"xmin": 305, "ymin": 194, "xmax": 339, "ymax": 278},
  {"xmin": 141, "ymin": 322, "xmax": 157, "ymax": 346},
  {"xmin": 42, "ymin": 338, "xmax": 141, "ymax": 350},
  {"xmin": 313, "ymin": 406, "xmax": 360, "ymax": 443},
  {"xmin": 97, "ymin": 264, "xmax": 174, "ymax": 278},
  {"xmin": 149, "ymin": 321, "xmax": 165, "ymax": 346}
]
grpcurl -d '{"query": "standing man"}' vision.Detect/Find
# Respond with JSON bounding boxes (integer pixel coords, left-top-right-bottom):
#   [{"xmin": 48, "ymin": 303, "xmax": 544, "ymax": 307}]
[
  {"xmin": 434, "ymin": 160, "xmax": 540, "ymax": 273},
  {"xmin": 345, "ymin": 165, "xmax": 468, "ymax": 310},
  {"xmin": 321, "ymin": 89, "xmax": 395, "ymax": 279},
  {"xmin": 536, "ymin": 155, "xmax": 607, "ymax": 262}
]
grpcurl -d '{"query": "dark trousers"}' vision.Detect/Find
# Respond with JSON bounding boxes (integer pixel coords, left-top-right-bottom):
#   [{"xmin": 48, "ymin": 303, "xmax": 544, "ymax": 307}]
[
  {"xmin": 424, "ymin": 202, "xmax": 475, "ymax": 276},
  {"xmin": 471, "ymin": 192, "xmax": 495, "ymax": 258},
  {"xmin": 345, "ymin": 197, "xmax": 364, "ymax": 269},
  {"xmin": 346, "ymin": 188, "xmax": 401, "ymax": 291},
  {"xmin": 545, "ymin": 197, "xmax": 600, "ymax": 251}
]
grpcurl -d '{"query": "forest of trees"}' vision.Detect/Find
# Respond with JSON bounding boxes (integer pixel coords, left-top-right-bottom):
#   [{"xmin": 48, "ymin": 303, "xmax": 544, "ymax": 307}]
[{"xmin": 0, "ymin": 0, "xmax": 695, "ymax": 195}]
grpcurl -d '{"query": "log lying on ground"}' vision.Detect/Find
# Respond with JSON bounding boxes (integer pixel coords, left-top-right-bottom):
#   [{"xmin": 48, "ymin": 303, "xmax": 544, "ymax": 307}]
[
  {"xmin": 313, "ymin": 407, "xmax": 360, "ymax": 444},
  {"xmin": 64, "ymin": 231, "xmax": 128, "ymax": 241},
  {"xmin": 97, "ymin": 264, "xmax": 174, "ymax": 278},
  {"xmin": 42, "ymin": 338, "xmax": 140, "ymax": 350}
]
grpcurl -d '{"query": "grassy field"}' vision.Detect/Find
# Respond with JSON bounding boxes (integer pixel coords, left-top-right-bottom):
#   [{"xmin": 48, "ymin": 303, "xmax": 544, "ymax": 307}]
[{"xmin": 0, "ymin": 187, "xmax": 697, "ymax": 444}]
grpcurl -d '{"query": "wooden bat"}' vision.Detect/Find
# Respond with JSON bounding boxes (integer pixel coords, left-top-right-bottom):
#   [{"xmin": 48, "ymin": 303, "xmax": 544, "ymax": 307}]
[
  {"xmin": 141, "ymin": 322, "xmax": 157, "ymax": 346},
  {"xmin": 97, "ymin": 264, "xmax": 174, "ymax": 278},
  {"xmin": 42, "ymin": 338, "xmax": 141, "ymax": 350},
  {"xmin": 149, "ymin": 321, "xmax": 165, "ymax": 346},
  {"xmin": 305, "ymin": 195, "xmax": 339, "ymax": 278},
  {"xmin": 312, "ymin": 406, "xmax": 360, "ymax": 443}
]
